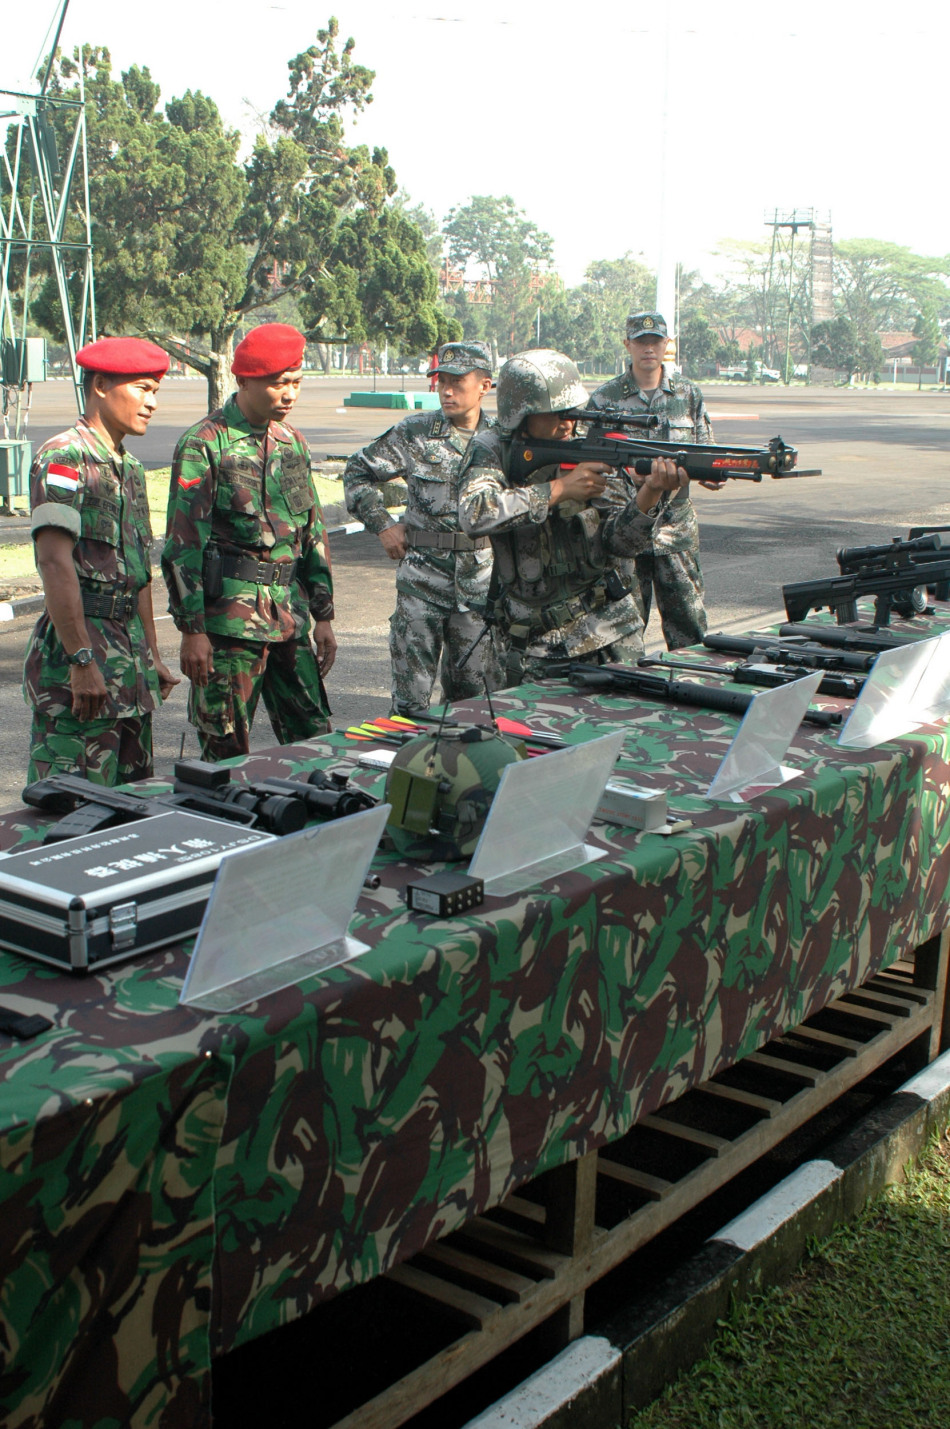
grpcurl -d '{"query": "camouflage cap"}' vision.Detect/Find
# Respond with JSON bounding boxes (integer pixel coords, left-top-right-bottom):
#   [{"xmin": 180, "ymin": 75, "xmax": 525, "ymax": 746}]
[
  {"xmin": 626, "ymin": 311, "xmax": 669, "ymax": 340},
  {"xmin": 428, "ymin": 341, "xmax": 493, "ymax": 377}
]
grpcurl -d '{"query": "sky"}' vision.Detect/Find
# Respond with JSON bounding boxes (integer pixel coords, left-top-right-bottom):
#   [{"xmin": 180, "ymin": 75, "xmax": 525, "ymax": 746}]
[{"xmin": 5, "ymin": 0, "xmax": 948, "ymax": 289}]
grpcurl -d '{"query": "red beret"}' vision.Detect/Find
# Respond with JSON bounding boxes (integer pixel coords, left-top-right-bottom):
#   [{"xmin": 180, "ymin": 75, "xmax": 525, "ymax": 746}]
[
  {"xmin": 76, "ymin": 337, "xmax": 169, "ymax": 377},
  {"xmin": 231, "ymin": 323, "xmax": 306, "ymax": 378}
]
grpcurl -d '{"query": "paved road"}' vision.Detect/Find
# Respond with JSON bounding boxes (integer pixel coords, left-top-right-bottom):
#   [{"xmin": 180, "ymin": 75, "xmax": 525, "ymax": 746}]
[{"xmin": 2, "ymin": 380, "xmax": 948, "ymax": 808}]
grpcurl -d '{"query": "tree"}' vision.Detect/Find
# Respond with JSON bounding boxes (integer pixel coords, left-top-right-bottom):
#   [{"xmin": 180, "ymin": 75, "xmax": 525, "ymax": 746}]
[
  {"xmin": 302, "ymin": 204, "xmax": 459, "ymax": 367},
  {"xmin": 912, "ymin": 307, "xmax": 941, "ymax": 389},
  {"xmin": 678, "ymin": 314, "xmax": 715, "ymax": 373},
  {"xmin": 811, "ymin": 317, "xmax": 883, "ymax": 380},
  {"xmin": 37, "ymin": 22, "xmax": 442, "ymax": 408},
  {"xmin": 561, "ymin": 254, "xmax": 654, "ymax": 372},
  {"xmin": 834, "ymin": 240, "xmax": 950, "ymax": 340},
  {"xmin": 443, "ymin": 195, "xmax": 555, "ymax": 361}
]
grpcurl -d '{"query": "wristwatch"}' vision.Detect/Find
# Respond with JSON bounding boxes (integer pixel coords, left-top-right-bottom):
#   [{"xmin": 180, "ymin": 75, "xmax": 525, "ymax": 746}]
[{"xmin": 66, "ymin": 647, "xmax": 95, "ymax": 668}]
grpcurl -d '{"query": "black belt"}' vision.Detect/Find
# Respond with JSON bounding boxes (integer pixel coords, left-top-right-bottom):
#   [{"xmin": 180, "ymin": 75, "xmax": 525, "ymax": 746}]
[
  {"xmin": 405, "ymin": 529, "xmax": 491, "ymax": 552},
  {"xmin": 218, "ymin": 554, "xmax": 299, "ymax": 586},
  {"xmin": 81, "ymin": 589, "xmax": 138, "ymax": 622}
]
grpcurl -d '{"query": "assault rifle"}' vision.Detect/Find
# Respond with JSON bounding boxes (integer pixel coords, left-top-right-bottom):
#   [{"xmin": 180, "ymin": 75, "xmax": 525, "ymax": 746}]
[
  {"xmin": 508, "ymin": 429, "xmax": 819, "ymax": 487},
  {"xmin": 703, "ymin": 632, "xmax": 877, "ymax": 674},
  {"xmin": 542, "ymin": 661, "xmax": 842, "ymax": 728},
  {"xmin": 22, "ymin": 760, "xmax": 378, "ymax": 845},
  {"xmin": 639, "ymin": 656, "xmax": 865, "ymax": 701},
  {"xmin": 783, "ymin": 534, "xmax": 950, "ymax": 625}
]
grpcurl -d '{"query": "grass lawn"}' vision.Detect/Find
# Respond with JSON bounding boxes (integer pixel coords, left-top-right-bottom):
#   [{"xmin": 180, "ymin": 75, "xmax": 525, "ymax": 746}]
[
  {"xmin": 0, "ymin": 468, "xmax": 346, "ymax": 591},
  {"xmin": 631, "ymin": 1129, "xmax": 950, "ymax": 1429}
]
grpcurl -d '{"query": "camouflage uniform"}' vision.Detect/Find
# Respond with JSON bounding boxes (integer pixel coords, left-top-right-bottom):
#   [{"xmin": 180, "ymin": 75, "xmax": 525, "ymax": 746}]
[
  {"xmin": 344, "ymin": 410, "xmax": 504, "ymax": 712},
  {"xmin": 589, "ymin": 367, "xmax": 713, "ymax": 649},
  {"xmin": 162, "ymin": 396, "xmax": 333, "ymax": 760},
  {"xmin": 23, "ymin": 419, "xmax": 162, "ymax": 785},
  {"xmin": 457, "ymin": 427, "xmax": 654, "ymax": 684}
]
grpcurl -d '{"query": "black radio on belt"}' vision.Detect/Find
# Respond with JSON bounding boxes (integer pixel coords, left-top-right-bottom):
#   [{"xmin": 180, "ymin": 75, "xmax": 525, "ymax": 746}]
[{"xmin": 405, "ymin": 871, "xmax": 484, "ymax": 917}]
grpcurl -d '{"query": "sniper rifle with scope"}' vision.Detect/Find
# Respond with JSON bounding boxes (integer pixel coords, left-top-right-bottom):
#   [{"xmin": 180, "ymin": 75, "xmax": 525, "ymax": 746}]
[{"xmin": 783, "ymin": 534, "xmax": 950, "ymax": 625}]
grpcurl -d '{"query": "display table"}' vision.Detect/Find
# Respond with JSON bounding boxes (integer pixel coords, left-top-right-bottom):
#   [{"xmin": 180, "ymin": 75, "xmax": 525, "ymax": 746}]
[{"xmin": 3, "ymin": 607, "xmax": 950, "ymax": 1428}]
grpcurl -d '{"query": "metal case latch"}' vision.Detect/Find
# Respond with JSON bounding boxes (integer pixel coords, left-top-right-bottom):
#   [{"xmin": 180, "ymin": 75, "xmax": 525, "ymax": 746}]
[{"xmin": 109, "ymin": 901, "xmax": 138, "ymax": 951}]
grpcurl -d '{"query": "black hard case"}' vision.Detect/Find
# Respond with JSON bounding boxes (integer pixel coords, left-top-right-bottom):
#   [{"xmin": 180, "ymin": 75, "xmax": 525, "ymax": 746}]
[{"xmin": 0, "ymin": 810, "xmax": 274, "ymax": 972}]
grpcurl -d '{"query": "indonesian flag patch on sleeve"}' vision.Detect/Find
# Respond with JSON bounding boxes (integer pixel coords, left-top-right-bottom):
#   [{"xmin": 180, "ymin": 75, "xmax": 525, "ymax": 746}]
[{"xmin": 45, "ymin": 463, "xmax": 81, "ymax": 492}]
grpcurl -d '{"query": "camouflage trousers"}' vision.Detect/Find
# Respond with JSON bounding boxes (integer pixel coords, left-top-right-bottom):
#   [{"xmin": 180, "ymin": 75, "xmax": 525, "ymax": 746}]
[
  {"xmin": 636, "ymin": 549, "xmax": 707, "ymax": 650},
  {"xmin": 390, "ymin": 590, "xmax": 505, "ymax": 716},
  {"xmin": 27, "ymin": 711, "xmax": 153, "ymax": 788},
  {"xmin": 512, "ymin": 632, "xmax": 646, "ymax": 688},
  {"xmin": 188, "ymin": 634, "xmax": 330, "ymax": 762}
]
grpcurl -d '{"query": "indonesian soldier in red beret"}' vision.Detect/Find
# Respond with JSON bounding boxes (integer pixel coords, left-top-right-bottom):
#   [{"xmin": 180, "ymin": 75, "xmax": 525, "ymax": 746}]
[
  {"xmin": 162, "ymin": 323, "xmax": 335, "ymax": 760},
  {"xmin": 23, "ymin": 337, "xmax": 180, "ymax": 786}
]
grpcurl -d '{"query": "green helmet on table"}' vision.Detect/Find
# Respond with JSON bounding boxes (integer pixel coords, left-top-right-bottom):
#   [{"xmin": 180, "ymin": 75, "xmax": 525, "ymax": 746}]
[{"xmin": 385, "ymin": 725, "xmax": 525, "ymax": 861}]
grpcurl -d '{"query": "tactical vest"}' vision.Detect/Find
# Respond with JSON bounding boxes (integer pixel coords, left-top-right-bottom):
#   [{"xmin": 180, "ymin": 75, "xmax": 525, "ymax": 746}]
[{"xmin": 492, "ymin": 460, "xmax": 613, "ymax": 617}]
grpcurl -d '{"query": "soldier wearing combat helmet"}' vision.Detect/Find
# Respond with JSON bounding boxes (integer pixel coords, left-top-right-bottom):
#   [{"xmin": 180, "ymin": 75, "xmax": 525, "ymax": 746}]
[
  {"xmin": 343, "ymin": 340, "xmax": 502, "ymax": 715},
  {"xmin": 162, "ymin": 323, "xmax": 334, "ymax": 760},
  {"xmin": 589, "ymin": 311, "xmax": 718, "ymax": 649},
  {"xmin": 457, "ymin": 348, "xmax": 688, "ymax": 684},
  {"xmin": 23, "ymin": 337, "xmax": 179, "ymax": 787}
]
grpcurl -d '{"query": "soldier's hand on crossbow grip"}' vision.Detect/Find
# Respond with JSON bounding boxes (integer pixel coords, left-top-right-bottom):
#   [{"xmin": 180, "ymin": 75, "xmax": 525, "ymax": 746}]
[
  {"xmin": 379, "ymin": 525, "xmax": 407, "ymax": 561},
  {"xmin": 70, "ymin": 660, "xmax": 108, "ymax": 722},
  {"xmin": 180, "ymin": 632, "xmax": 215, "ymax": 688},
  {"xmin": 638, "ymin": 457, "xmax": 689, "ymax": 507},
  {"xmin": 549, "ymin": 463, "xmax": 609, "ymax": 505}
]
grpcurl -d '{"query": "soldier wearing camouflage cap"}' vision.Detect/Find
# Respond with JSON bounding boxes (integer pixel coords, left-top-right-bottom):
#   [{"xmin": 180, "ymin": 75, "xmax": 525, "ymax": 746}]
[
  {"xmin": 588, "ymin": 311, "xmax": 718, "ymax": 649},
  {"xmin": 343, "ymin": 340, "xmax": 503, "ymax": 715},
  {"xmin": 23, "ymin": 337, "xmax": 180, "ymax": 786},
  {"xmin": 162, "ymin": 323, "xmax": 334, "ymax": 761},
  {"xmin": 457, "ymin": 349, "xmax": 688, "ymax": 683}
]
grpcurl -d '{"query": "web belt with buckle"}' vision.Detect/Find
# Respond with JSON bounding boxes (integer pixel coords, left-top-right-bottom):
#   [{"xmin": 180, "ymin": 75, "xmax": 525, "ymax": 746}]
[
  {"xmin": 540, "ymin": 584, "xmax": 609, "ymax": 632},
  {"xmin": 80, "ymin": 588, "xmax": 138, "ymax": 622},
  {"xmin": 405, "ymin": 529, "xmax": 491, "ymax": 552},
  {"xmin": 508, "ymin": 584, "xmax": 611, "ymax": 649},
  {"xmin": 219, "ymin": 554, "xmax": 299, "ymax": 586}
]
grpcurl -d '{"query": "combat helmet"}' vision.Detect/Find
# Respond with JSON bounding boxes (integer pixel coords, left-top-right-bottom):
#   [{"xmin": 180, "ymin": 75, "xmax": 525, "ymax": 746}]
[
  {"xmin": 385, "ymin": 725, "xmax": 525, "ymax": 861},
  {"xmin": 495, "ymin": 349, "xmax": 588, "ymax": 432}
]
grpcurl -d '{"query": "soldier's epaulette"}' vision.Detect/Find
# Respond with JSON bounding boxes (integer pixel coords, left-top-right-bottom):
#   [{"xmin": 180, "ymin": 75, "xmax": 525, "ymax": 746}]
[
  {"xmin": 273, "ymin": 419, "xmax": 306, "ymax": 445},
  {"xmin": 38, "ymin": 429, "xmax": 83, "ymax": 458},
  {"xmin": 190, "ymin": 412, "xmax": 227, "ymax": 444}
]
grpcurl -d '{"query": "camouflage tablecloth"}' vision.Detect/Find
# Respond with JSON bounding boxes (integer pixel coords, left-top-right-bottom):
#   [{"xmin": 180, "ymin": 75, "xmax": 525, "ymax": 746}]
[{"xmin": 2, "ymin": 606, "xmax": 950, "ymax": 1427}]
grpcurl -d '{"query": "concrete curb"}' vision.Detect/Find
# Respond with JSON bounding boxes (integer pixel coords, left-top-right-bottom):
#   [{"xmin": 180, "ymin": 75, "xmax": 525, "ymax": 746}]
[
  {"xmin": 464, "ymin": 1049, "xmax": 950, "ymax": 1429},
  {"xmin": 0, "ymin": 593, "xmax": 44, "ymax": 621}
]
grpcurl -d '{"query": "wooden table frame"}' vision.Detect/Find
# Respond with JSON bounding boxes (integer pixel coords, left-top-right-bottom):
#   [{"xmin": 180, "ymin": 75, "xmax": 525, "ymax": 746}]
[{"xmin": 326, "ymin": 929, "xmax": 950, "ymax": 1429}]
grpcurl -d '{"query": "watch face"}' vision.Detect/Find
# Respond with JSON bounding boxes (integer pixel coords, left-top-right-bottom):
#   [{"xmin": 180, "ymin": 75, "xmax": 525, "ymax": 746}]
[{"xmin": 68, "ymin": 647, "xmax": 95, "ymax": 667}]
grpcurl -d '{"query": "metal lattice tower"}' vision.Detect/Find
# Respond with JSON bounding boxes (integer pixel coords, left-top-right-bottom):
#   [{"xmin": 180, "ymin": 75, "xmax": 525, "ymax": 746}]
[
  {"xmin": 810, "ymin": 218, "xmax": 834, "ymax": 325},
  {"xmin": 1, "ymin": 0, "xmax": 94, "ymax": 431},
  {"xmin": 763, "ymin": 209, "xmax": 818, "ymax": 382}
]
